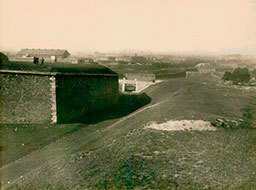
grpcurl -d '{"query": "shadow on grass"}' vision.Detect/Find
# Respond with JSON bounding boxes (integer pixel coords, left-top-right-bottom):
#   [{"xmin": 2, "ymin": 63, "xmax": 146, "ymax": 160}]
[{"xmin": 58, "ymin": 93, "xmax": 151, "ymax": 124}]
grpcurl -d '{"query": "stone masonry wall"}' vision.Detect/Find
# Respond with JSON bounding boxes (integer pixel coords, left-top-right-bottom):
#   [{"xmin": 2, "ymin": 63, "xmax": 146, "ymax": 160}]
[
  {"xmin": 0, "ymin": 73, "xmax": 53, "ymax": 124},
  {"xmin": 0, "ymin": 71, "xmax": 118, "ymax": 124},
  {"xmin": 55, "ymin": 74, "xmax": 119, "ymax": 123}
]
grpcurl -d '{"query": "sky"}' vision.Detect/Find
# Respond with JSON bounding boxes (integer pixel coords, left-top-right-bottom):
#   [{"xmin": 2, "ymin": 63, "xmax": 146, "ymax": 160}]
[{"xmin": 1, "ymin": 0, "xmax": 256, "ymax": 54}]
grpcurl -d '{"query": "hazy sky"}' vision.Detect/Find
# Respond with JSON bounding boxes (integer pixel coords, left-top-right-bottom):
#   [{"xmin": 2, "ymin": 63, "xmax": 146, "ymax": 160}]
[{"xmin": 1, "ymin": 0, "xmax": 256, "ymax": 53}]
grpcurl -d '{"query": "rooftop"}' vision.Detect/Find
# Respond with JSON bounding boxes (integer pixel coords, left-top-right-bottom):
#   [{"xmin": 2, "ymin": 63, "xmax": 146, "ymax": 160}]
[{"xmin": 17, "ymin": 49, "xmax": 70, "ymax": 56}]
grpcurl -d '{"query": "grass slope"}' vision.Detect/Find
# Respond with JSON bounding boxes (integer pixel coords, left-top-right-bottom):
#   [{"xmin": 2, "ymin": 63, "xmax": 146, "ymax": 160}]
[
  {"xmin": 0, "ymin": 61, "xmax": 116, "ymax": 75},
  {"xmin": 0, "ymin": 124, "xmax": 87, "ymax": 166},
  {"xmin": 145, "ymin": 78, "xmax": 256, "ymax": 121},
  {"xmin": 1, "ymin": 77, "xmax": 256, "ymax": 189}
]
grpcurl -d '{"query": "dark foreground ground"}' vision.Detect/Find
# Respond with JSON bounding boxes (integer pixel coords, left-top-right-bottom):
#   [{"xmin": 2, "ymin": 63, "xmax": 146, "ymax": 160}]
[{"xmin": 1, "ymin": 76, "xmax": 256, "ymax": 189}]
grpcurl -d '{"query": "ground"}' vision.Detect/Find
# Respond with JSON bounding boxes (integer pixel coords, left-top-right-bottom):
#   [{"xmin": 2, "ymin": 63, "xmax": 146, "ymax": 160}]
[{"xmin": 1, "ymin": 75, "xmax": 256, "ymax": 189}]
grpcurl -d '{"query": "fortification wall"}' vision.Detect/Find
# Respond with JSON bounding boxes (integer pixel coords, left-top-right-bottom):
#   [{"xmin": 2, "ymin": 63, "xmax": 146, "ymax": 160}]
[
  {"xmin": 0, "ymin": 70, "xmax": 119, "ymax": 124},
  {"xmin": 55, "ymin": 74, "xmax": 119, "ymax": 123},
  {"xmin": 0, "ymin": 73, "xmax": 53, "ymax": 124}
]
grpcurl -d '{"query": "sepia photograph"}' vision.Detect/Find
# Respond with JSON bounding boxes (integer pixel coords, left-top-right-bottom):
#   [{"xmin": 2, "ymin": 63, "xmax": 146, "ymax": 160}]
[{"xmin": 0, "ymin": 0, "xmax": 256, "ymax": 189}]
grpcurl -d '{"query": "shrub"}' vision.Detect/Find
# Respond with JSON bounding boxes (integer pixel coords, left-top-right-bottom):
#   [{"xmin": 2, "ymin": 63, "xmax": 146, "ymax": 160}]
[
  {"xmin": 239, "ymin": 107, "xmax": 255, "ymax": 129},
  {"xmin": 222, "ymin": 71, "xmax": 233, "ymax": 81},
  {"xmin": 222, "ymin": 67, "xmax": 250, "ymax": 84},
  {"xmin": 232, "ymin": 67, "xmax": 250, "ymax": 84}
]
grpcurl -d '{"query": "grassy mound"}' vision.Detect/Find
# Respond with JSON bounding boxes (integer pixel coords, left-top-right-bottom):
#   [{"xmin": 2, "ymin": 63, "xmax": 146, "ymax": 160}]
[
  {"xmin": 144, "ymin": 78, "xmax": 256, "ymax": 121},
  {"xmin": 1, "ymin": 77, "xmax": 256, "ymax": 189},
  {"xmin": 0, "ymin": 61, "xmax": 116, "ymax": 75}
]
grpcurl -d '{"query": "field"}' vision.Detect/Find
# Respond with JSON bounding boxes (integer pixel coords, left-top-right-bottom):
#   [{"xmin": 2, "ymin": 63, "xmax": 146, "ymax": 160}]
[
  {"xmin": 105, "ymin": 62, "xmax": 197, "ymax": 80},
  {"xmin": 1, "ymin": 75, "xmax": 256, "ymax": 189}
]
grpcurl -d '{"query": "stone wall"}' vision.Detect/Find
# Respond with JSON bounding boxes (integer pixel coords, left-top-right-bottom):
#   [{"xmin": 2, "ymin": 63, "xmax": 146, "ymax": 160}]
[
  {"xmin": 0, "ymin": 73, "xmax": 53, "ymax": 124},
  {"xmin": 55, "ymin": 74, "xmax": 119, "ymax": 123},
  {"xmin": 0, "ymin": 71, "xmax": 119, "ymax": 124}
]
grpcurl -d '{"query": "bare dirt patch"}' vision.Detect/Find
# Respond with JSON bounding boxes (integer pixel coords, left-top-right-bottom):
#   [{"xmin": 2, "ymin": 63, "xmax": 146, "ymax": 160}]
[{"xmin": 144, "ymin": 120, "xmax": 217, "ymax": 131}]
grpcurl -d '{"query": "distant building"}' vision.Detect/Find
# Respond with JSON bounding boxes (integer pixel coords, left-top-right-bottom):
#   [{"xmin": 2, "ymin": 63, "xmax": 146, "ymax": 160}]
[
  {"xmin": 108, "ymin": 57, "xmax": 116, "ymax": 62},
  {"xmin": 16, "ymin": 49, "xmax": 70, "ymax": 62},
  {"xmin": 219, "ymin": 62, "xmax": 239, "ymax": 69},
  {"xmin": 195, "ymin": 63, "xmax": 216, "ymax": 73},
  {"xmin": 96, "ymin": 57, "xmax": 108, "ymax": 61},
  {"xmin": 61, "ymin": 56, "xmax": 95, "ymax": 64},
  {"xmin": 60, "ymin": 56, "xmax": 78, "ymax": 64},
  {"xmin": 116, "ymin": 56, "xmax": 132, "ymax": 62},
  {"xmin": 84, "ymin": 58, "xmax": 94, "ymax": 63},
  {"xmin": 224, "ymin": 54, "xmax": 242, "ymax": 61},
  {"xmin": 131, "ymin": 56, "xmax": 147, "ymax": 63}
]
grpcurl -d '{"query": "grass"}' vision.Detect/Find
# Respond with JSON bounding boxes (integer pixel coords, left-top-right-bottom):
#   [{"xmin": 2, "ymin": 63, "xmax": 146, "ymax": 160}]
[
  {"xmin": 5, "ymin": 117, "xmax": 256, "ymax": 189},
  {"xmin": 79, "ymin": 128, "xmax": 256, "ymax": 189},
  {"xmin": 0, "ymin": 124, "xmax": 87, "ymax": 166},
  {"xmin": 0, "ymin": 92, "xmax": 151, "ymax": 166},
  {"xmin": 0, "ymin": 61, "xmax": 116, "ymax": 75},
  {"xmin": 1, "ymin": 76, "xmax": 256, "ymax": 189},
  {"xmin": 106, "ymin": 62, "xmax": 197, "ymax": 80}
]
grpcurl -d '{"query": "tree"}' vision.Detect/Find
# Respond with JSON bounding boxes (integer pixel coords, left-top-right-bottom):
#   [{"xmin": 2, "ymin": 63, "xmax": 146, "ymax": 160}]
[
  {"xmin": 222, "ymin": 71, "xmax": 233, "ymax": 81},
  {"xmin": 252, "ymin": 69, "xmax": 256, "ymax": 78},
  {"xmin": 232, "ymin": 67, "xmax": 250, "ymax": 84},
  {"xmin": 222, "ymin": 67, "xmax": 251, "ymax": 85}
]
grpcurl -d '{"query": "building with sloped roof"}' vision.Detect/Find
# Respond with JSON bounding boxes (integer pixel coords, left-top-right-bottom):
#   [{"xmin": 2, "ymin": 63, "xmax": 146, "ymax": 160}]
[
  {"xmin": 60, "ymin": 56, "xmax": 94, "ymax": 64},
  {"xmin": 60, "ymin": 56, "xmax": 80, "ymax": 64},
  {"xmin": 17, "ymin": 49, "xmax": 70, "ymax": 62},
  {"xmin": 195, "ymin": 63, "xmax": 216, "ymax": 73}
]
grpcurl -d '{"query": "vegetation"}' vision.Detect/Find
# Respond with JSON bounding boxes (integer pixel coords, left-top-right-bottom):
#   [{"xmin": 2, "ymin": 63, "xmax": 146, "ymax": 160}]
[
  {"xmin": 0, "ymin": 123, "xmax": 86, "ymax": 166},
  {"xmin": 232, "ymin": 67, "xmax": 251, "ymax": 84},
  {"xmin": 0, "ymin": 60, "xmax": 116, "ymax": 74},
  {"xmin": 222, "ymin": 71, "xmax": 233, "ymax": 81},
  {"xmin": 108, "ymin": 60, "xmax": 199, "ymax": 80},
  {"xmin": 222, "ymin": 67, "xmax": 251, "ymax": 84},
  {"xmin": 252, "ymin": 69, "xmax": 256, "ymax": 78},
  {"xmin": 239, "ymin": 107, "xmax": 255, "ymax": 129}
]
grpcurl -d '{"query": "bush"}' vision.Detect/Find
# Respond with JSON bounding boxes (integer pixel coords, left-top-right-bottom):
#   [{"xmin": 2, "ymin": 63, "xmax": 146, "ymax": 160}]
[
  {"xmin": 239, "ymin": 107, "xmax": 255, "ymax": 129},
  {"xmin": 222, "ymin": 71, "xmax": 233, "ymax": 81},
  {"xmin": 222, "ymin": 67, "xmax": 250, "ymax": 84},
  {"xmin": 232, "ymin": 67, "xmax": 250, "ymax": 84}
]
